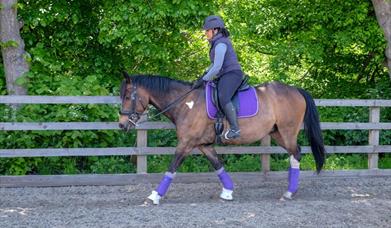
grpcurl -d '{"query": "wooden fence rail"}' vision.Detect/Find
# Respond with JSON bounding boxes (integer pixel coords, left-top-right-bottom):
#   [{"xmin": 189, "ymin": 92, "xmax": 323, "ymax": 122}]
[{"xmin": 1, "ymin": 96, "xmax": 391, "ymax": 173}]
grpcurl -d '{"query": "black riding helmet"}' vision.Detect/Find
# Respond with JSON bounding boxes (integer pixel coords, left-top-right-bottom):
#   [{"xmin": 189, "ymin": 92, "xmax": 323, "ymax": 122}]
[{"xmin": 203, "ymin": 15, "xmax": 225, "ymax": 30}]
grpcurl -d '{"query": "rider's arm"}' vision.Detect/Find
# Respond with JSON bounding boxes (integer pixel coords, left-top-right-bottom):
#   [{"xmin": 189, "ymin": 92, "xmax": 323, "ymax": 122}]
[
  {"xmin": 202, "ymin": 43, "xmax": 227, "ymax": 81},
  {"xmin": 203, "ymin": 64, "xmax": 212, "ymax": 74}
]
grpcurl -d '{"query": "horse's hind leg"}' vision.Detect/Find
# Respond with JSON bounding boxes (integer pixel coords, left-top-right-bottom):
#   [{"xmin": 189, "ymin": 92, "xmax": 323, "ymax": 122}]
[
  {"xmin": 199, "ymin": 145, "xmax": 234, "ymax": 201},
  {"xmin": 271, "ymin": 129, "xmax": 302, "ymax": 200}
]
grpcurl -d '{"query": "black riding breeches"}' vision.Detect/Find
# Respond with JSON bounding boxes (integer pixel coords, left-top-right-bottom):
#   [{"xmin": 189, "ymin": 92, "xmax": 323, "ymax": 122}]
[{"xmin": 217, "ymin": 70, "xmax": 243, "ymax": 106}]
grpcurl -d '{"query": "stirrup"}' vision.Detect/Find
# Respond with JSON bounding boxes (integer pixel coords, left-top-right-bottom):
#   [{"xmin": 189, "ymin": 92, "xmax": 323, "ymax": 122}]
[{"xmin": 224, "ymin": 129, "xmax": 240, "ymax": 140}]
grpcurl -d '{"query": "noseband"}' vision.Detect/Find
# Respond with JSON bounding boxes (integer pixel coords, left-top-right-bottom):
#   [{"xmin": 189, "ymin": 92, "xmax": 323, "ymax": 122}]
[{"xmin": 119, "ymin": 83, "xmax": 143, "ymax": 126}]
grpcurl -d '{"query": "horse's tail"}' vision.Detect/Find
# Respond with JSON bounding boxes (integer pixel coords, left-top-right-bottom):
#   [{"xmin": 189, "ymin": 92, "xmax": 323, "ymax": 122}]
[{"xmin": 297, "ymin": 88, "xmax": 326, "ymax": 173}]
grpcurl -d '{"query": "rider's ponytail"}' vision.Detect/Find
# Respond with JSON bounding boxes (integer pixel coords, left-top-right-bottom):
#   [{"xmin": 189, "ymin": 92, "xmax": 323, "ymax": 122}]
[{"xmin": 218, "ymin": 27, "xmax": 230, "ymax": 37}]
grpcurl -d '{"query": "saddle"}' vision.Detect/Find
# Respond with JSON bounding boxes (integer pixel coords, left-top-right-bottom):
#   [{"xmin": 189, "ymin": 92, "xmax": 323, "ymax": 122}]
[
  {"xmin": 211, "ymin": 75, "xmax": 251, "ymax": 112},
  {"xmin": 205, "ymin": 76, "xmax": 259, "ymax": 144}
]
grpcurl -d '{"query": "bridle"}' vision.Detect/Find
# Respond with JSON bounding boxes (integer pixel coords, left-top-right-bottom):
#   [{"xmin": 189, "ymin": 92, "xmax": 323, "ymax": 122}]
[
  {"xmin": 119, "ymin": 81, "xmax": 198, "ymax": 127},
  {"xmin": 119, "ymin": 83, "xmax": 145, "ymax": 126}
]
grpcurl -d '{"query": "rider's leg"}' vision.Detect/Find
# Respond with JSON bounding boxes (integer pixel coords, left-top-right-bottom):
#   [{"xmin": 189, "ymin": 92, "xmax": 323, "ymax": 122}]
[
  {"xmin": 222, "ymin": 102, "xmax": 240, "ymax": 139},
  {"xmin": 218, "ymin": 71, "xmax": 243, "ymax": 139}
]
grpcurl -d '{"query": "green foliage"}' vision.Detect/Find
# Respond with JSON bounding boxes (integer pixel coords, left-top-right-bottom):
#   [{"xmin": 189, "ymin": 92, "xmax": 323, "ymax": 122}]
[
  {"xmin": 220, "ymin": 0, "xmax": 390, "ymax": 99},
  {"xmin": 0, "ymin": 102, "xmax": 137, "ymax": 175},
  {"xmin": 11, "ymin": 2, "xmax": 18, "ymax": 10},
  {"xmin": 178, "ymin": 155, "xmax": 211, "ymax": 172},
  {"xmin": 1, "ymin": 158, "xmax": 32, "ymax": 175},
  {"xmin": 323, "ymin": 154, "xmax": 368, "ymax": 170},
  {"xmin": 0, "ymin": 40, "xmax": 19, "ymax": 48},
  {"xmin": 0, "ymin": 0, "xmax": 390, "ymax": 174},
  {"xmin": 148, "ymin": 130, "xmax": 178, "ymax": 147},
  {"xmin": 271, "ymin": 154, "xmax": 369, "ymax": 171},
  {"xmin": 224, "ymin": 155, "xmax": 261, "ymax": 172},
  {"xmin": 97, "ymin": 0, "xmax": 214, "ymax": 78},
  {"xmin": 148, "ymin": 155, "xmax": 172, "ymax": 173},
  {"xmin": 379, "ymin": 154, "xmax": 391, "ymax": 169},
  {"xmin": 381, "ymin": 130, "xmax": 391, "ymax": 145},
  {"xmin": 87, "ymin": 156, "xmax": 136, "ymax": 174}
]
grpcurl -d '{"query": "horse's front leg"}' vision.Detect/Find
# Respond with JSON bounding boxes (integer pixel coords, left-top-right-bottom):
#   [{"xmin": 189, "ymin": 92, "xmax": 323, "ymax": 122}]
[
  {"xmin": 199, "ymin": 145, "xmax": 234, "ymax": 201},
  {"xmin": 147, "ymin": 146, "xmax": 191, "ymax": 205}
]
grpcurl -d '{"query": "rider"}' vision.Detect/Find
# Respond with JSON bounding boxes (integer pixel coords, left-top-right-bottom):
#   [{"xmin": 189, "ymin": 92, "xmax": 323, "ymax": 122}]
[{"xmin": 195, "ymin": 15, "xmax": 244, "ymax": 140}]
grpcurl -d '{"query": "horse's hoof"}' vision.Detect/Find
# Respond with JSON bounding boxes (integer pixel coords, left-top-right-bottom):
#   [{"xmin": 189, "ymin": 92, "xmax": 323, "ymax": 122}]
[
  {"xmin": 147, "ymin": 190, "xmax": 161, "ymax": 205},
  {"xmin": 220, "ymin": 188, "xmax": 233, "ymax": 201},
  {"xmin": 141, "ymin": 199, "xmax": 152, "ymax": 206},
  {"xmin": 279, "ymin": 191, "xmax": 293, "ymax": 201}
]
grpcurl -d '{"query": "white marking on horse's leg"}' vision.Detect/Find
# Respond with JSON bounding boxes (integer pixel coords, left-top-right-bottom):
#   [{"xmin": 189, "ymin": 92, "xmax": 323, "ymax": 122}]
[
  {"xmin": 147, "ymin": 190, "xmax": 161, "ymax": 205},
  {"xmin": 290, "ymin": 155, "xmax": 300, "ymax": 169},
  {"xmin": 220, "ymin": 188, "xmax": 233, "ymax": 201},
  {"xmin": 280, "ymin": 191, "xmax": 293, "ymax": 201}
]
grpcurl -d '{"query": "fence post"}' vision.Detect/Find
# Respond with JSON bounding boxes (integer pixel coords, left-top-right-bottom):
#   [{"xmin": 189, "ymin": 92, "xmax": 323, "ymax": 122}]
[
  {"xmin": 261, "ymin": 135, "xmax": 271, "ymax": 173},
  {"xmin": 368, "ymin": 107, "xmax": 380, "ymax": 169},
  {"xmin": 137, "ymin": 114, "xmax": 148, "ymax": 174}
]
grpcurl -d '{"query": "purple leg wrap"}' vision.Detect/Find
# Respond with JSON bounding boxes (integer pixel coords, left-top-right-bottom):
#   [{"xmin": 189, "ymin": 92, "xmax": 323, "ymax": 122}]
[
  {"xmin": 156, "ymin": 172, "xmax": 174, "ymax": 196},
  {"xmin": 288, "ymin": 167, "xmax": 300, "ymax": 193},
  {"xmin": 217, "ymin": 168, "xmax": 234, "ymax": 190}
]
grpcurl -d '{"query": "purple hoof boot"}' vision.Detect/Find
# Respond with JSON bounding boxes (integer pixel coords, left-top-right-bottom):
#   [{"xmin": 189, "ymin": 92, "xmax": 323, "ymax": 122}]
[
  {"xmin": 288, "ymin": 167, "xmax": 300, "ymax": 194},
  {"xmin": 216, "ymin": 168, "xmax": 234, "ymax": 191},
  {"xmin": 156, "ymin": 172, "xmax": 175, "ymax": 197}
]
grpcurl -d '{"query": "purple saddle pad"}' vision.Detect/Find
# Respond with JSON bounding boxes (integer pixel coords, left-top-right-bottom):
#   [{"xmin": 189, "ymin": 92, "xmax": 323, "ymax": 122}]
[{"xmin": 205, "ymin": 82, "xmax": 259, "ymax": 119}]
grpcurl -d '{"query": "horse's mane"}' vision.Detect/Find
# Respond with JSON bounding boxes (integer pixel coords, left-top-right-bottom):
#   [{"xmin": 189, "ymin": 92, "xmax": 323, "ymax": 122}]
[{"xmin": 120, "ymin": 74, "xmax": 191, "ymax": 98}]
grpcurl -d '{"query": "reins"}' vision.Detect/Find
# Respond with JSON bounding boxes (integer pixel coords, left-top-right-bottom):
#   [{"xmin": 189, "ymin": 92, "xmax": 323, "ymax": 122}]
[{"xmin": 132, "ymin": 87, "xmax": 197, "ymax": 126}]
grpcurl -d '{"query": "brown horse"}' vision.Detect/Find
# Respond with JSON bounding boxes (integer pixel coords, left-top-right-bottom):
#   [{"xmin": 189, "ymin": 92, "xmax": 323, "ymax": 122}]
[{"xmin": 119, "ymin": 72, "xmax": 325, "ymax": 204}]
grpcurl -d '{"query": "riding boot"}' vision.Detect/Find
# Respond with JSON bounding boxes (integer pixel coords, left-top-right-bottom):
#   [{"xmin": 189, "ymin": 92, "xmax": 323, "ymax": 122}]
[{"xmin": 223, "ymin": 102, "xmax": 240, "ymax": 139}]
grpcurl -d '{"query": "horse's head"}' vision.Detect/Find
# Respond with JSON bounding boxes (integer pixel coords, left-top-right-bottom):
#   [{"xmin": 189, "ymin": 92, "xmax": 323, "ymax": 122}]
[{"xmin": 119, "ymin": 72, "xmax": 149, "ymax": 131}]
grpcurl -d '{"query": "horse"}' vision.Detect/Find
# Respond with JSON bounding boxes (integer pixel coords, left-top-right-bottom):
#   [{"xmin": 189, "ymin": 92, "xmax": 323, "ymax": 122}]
[{"xmin": 119, "ymin": 72, "xmax": 325, "ymax": 205}]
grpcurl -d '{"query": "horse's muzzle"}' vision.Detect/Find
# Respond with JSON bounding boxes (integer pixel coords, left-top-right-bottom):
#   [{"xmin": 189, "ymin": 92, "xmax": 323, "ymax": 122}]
[{"xmin": 119, "ymin": 120, "xmax": 135, "ymax": 132}]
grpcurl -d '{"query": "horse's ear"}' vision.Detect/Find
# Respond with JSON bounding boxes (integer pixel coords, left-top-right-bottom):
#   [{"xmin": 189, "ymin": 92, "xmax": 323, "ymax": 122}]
[{"xmin": 123, "ymin": 71, "xmax": 131, "ymax": 83}]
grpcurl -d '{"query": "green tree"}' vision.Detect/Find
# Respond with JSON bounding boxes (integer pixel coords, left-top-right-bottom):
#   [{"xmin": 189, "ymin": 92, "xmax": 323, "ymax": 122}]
[
  {"xmin": 97, "ymin": 0, "xmax": 214, "ymax": 79},
  {"xmin": 219, "ymin": 0, "xmax": 389, "ymax": 98}
]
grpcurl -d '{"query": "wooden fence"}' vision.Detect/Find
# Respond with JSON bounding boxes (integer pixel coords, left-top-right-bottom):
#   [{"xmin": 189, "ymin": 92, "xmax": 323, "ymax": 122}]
[{"xmin": 1, "ymin": 96, "xmax": 391, "ymax": 174}]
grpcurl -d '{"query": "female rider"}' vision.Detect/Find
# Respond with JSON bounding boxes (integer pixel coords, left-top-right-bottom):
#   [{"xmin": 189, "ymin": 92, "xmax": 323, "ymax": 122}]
[{"xmin": 194, "ymin": 15, "xmax": 244, "ymax": 140}]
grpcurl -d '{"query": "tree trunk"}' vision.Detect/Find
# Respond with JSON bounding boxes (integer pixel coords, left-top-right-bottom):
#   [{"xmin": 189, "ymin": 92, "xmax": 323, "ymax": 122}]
[
  {"xmin": 372, "ymin": 0, "xmax": 391, "ymax": 80},
  {"xmin": 0, "ymin": 0, "xmax": 28, "ymax": 95}
]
